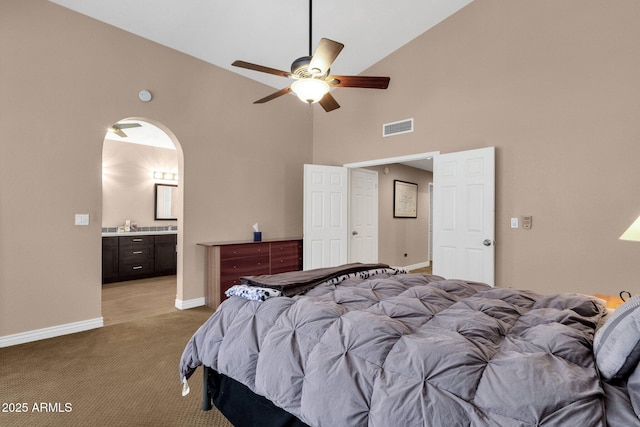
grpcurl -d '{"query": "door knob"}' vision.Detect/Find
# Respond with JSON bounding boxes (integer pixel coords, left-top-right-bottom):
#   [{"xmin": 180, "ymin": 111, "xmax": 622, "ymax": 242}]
[
  {"xmin": 352, "ymin": 231, "xmax": 358, "ymax": 236},
  {"xmin": 483, "ymin": 239, "xmax": 493, "ymax": 246}
]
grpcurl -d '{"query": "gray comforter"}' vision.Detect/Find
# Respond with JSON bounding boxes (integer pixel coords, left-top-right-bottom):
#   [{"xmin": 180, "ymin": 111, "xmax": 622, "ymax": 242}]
[{"xmin": 180, "ymin": 272, "xmax": 606, "ymax": 426}]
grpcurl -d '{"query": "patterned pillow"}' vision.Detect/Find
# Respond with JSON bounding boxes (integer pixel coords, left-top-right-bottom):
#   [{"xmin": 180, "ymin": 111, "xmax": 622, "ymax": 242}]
[{"xmin": 593, "ymin": 294, "xmax": 640, "ymax": 381}]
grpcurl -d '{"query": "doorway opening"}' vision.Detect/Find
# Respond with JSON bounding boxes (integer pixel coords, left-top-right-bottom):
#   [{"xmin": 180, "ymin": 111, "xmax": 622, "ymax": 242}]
[
  {"xmin": 305, "ymin": 148, "xmax": 494, "ymax": 283},
  {"xmin": 101, "ymin": 118, "xmax": 184, "ymax": 325},
  {"xmin": 344, "ymin": 152, "xmax": 437, "ymax": 271}
]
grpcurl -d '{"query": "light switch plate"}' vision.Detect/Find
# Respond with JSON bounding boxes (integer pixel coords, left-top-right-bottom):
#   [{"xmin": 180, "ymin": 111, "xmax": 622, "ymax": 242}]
[
  {"xmin": 75, "ymin": 214, "xmax": 90, "ymax": 226},
  {"xmin": 510, "ymin": 217, "xmax": 518, "ymax": 228}
]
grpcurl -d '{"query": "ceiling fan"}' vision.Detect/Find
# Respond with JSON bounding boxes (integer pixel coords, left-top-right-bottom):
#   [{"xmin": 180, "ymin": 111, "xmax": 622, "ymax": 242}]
[
  {"xmin": 108, "ymin": 122, "xmax": 141, "ymax": 138},
  {"xmin": 232, "ymin": 0, "xmax": 390, "ymax": 112}
]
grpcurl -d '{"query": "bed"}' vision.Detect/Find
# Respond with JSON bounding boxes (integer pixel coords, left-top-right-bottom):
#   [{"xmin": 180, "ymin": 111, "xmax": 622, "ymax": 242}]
[{"xmin": 179, "ymin": 263, "xmax": 640, "ymax": 426}]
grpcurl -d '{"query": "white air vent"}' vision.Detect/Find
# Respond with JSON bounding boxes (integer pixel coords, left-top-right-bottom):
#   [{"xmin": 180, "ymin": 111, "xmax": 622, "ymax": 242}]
[{"xmin": 383, "ymin": 118, "xmax": 414, "ymax": 137}]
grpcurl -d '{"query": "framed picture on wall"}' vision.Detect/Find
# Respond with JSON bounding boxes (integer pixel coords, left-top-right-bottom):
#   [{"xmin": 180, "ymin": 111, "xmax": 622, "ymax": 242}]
[{"xmin": 393, "ymin": 180, "xmax": 418, "ymax": 218}]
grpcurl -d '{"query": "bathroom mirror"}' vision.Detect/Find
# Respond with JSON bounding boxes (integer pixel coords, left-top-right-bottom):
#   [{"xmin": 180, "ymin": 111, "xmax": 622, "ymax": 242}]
[{"xmin": 154, "ymin": 183, "xmax": 178, "ymax": 220}]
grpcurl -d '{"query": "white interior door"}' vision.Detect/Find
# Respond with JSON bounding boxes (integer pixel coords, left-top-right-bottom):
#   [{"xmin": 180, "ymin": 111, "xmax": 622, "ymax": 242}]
[
  {"xmin": 432, "ymin": 147, "xmax": 495, "ymax": 285},
  {"xmin": 349, "ymin": 168, "xmax": 378, "ymax": 263},
  {"xmin": 303, "ymin": 164, "xmax": 348, "ymax": 270},
  {"xmin": 428, "ymin": 182, "xmax": 434, "ymax": 263}
]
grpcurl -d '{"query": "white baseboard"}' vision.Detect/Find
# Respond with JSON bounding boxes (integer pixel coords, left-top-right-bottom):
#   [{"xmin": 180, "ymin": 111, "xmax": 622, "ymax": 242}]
[
  {"xmin": 175, "ymin": 297, "xmax": 206, "ymax": 310},
  {"xmin": 403, "ymin": 261, "xmax": 431, "ymax": 272},
  {"xmin": 0, "ymin": 317, "xmax": 104, "ymax": 348}
]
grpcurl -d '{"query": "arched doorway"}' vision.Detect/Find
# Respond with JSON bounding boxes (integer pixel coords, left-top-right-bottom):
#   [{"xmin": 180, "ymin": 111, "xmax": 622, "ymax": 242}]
[{"xmin": 101, "ymin": 118, "xmax": 184, "ymax": 325}]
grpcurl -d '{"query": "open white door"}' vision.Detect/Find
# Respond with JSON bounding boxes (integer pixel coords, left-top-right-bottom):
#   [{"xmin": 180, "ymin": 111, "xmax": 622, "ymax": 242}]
[
  {"xmin": 349, "ymin": 168, "xmax": 378, "ymax": 263},
  {"xmin": 432, "ymin": 147, "xmax": 495, "ymax": 285},
  {"xmin": 303, "ymin": 164, "xmax": 348, "ymax": 270}
]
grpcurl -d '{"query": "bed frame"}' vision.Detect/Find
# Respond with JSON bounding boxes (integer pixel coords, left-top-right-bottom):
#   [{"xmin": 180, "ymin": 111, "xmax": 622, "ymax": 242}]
[{"xmin": 203, "ymin": 366, "xmax": 311, "ymax": 427}]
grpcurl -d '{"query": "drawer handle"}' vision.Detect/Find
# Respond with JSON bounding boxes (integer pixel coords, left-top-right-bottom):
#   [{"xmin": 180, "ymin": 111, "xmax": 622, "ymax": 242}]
[
  {"xmin": 132, "ymin": 251, "xmax": 143, "ymax": 254},
  {"xmin": 133, "ymin": 238, "xmax": 143, "ymax": 242},
  {"xmin": 132, "ymin": 265, "xmax": 143, "ymax": 270}
]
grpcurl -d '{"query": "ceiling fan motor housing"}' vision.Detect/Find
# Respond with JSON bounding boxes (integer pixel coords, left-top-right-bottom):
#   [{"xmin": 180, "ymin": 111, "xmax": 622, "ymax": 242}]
[{"xmin": 291, "ymin": 56, "xmax": 325, "ymax": 78}]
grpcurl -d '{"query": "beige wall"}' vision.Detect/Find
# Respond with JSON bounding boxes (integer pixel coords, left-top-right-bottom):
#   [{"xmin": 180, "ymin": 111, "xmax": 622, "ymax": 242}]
[
  {"xmin": 3, "ymin": 0, "xmax": 640, "ymax": 341},
  {"xmin": 313, "ymin": 0, "xmax": 640, "ymax": 295},
  {"xmin": 366, "ymin": 165, "xmax": 432, "ymax": 267},
  {"xmin": 102, "ymin": 139, "xmax": 179, "ymax": 228},
  {"xmin": 0, "ymin": 1, "xmax": 311, "ymax": 337}
]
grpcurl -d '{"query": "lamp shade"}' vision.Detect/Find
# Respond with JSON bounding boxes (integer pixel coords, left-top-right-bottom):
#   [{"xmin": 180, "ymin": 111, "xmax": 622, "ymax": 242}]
[
  {"xmin": 620, "ymin": 215, "xmax": 640, "ymax": 242},
  {"xmin": 291, "ymin": 78, "xmax": 330, "ymax": 104}
]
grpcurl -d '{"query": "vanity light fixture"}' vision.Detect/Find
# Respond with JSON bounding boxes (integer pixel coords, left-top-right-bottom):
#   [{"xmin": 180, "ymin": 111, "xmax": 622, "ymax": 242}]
[{"xmin": 153, "ymin": 171, "xmax": 178, "ymax": 182}]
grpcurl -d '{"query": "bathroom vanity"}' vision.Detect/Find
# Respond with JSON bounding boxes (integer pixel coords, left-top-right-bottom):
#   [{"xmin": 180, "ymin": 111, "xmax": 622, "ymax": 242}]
[{"xmin": 102, "ymin": 232, "xmax": 177, "ymax": 284}]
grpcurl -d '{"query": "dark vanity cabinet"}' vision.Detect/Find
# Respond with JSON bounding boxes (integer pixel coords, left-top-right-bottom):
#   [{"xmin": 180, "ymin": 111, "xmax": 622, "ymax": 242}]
[
  {"xmin": 102, "ymin": 234, "xmax": 177, "ymax": 284},
  {"xmin": 154, "ymin": 234, "xmax": 178, "ymax": 275},
  {"xmin": 118, "ymin": 235, "xmax": 155, "ymax": 280},
  {"xmin": 102, "ymin": 237, "xmax": 119, "ymax": 283}
]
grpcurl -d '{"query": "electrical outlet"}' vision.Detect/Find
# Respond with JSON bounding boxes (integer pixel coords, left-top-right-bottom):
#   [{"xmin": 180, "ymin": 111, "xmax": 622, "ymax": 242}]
[{"xmin": 522, "ymin": 216, "xmax": 532, "ymax": 230}]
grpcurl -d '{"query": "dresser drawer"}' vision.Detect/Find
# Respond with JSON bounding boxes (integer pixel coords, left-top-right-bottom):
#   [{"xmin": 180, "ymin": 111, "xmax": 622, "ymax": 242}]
[
  {"xmin": 220, "ymin": 243, "xmax": 269, "ymax": 260},
  {"xmin": 119, "ymin": 260, "xmax": 154, "ymax": 277},
  {"xmin": 220, "ymin": 254, "xmax": 270, "ymax": 279},
  {"xmin": 119, "ymin": 235, "xmax": 154, "ymax": 247},
  {"xmin": 270, "ymin": 256, "xmax": 301, "ymax": 274},
  {"xmin": 270, "ymin": 241, "xmax": 301, "ymax": 258},
  {"xmin": 119, "ymin": 245, "xmax": 153, "ymax": 261},
  {"xmin": 270, "ymin": 240, "xmax": 302, "ymax": 274}
]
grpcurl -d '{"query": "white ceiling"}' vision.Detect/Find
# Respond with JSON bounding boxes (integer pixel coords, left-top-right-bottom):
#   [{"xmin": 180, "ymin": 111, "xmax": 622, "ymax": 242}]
[
  {"xmin": 49, "ymin": 0, "xmax": 473, "ymax": 90},
  {"xmin": 53, "ymin": 0, "xmax": 469, "ymax": 166}
]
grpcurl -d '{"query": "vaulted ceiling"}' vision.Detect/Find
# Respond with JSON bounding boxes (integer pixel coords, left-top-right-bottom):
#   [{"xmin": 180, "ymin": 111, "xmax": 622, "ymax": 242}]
[{"xmin": 50, "ymin": 0, "xmax": 473, "ymax": 89}]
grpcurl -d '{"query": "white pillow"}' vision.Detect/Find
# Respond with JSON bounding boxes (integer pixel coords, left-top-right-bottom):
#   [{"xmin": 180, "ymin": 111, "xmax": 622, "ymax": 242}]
[{"xmin": 593, "ymin": 294, "xmax": 640, "ymax": 381}]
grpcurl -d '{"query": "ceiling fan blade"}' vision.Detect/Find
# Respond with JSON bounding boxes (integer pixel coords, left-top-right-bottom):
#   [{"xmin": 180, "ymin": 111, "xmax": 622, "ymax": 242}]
[
  {"xmin": 319, "ymin": 92, "xmax": 340, "ymax": 112},
  {"xmin": 109, "ymin": 127, "xmax": 128, "ymax": 138},
  {"xmin": 254, "ymin": 87, "xmax": 293, "ymax": 104},
  {"xmin": 308, "ymin": 38, "xmax": 344, "ymax": 76},
  {"xmin": 327, "ymin": 75, "xmax": 390, "ymax": 89},
  {"xmin": 232, "ymin": 60, "xmax": 291, "ymax": 78},
  {"xmin": 115, "ymin": 123, "xmax": 141, "ymax": 130}
]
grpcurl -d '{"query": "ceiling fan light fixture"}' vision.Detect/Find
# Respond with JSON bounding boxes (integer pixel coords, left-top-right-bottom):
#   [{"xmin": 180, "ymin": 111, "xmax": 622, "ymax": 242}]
[{"xmin": 291, "ymin": 78, "xmax": 330, "ymax": 104}]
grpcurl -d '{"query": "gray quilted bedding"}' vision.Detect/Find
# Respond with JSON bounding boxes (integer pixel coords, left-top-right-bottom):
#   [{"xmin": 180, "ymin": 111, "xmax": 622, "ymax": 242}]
[{"xmin": 180, "ymin": 272, "xmax": 607, "ymax": 426}]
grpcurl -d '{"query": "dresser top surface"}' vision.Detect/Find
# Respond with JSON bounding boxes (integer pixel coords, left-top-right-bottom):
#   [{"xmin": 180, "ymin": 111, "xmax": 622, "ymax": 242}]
[{"xmin": 198, "ymin": 237, "xmax": 302, "ymax": 247}]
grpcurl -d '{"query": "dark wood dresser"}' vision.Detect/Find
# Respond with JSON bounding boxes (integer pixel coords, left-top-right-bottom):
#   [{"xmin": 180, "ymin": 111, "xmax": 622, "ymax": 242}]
[{"xmin": 199, "ymin": 238, "xmax": 303, "ymax": 308}]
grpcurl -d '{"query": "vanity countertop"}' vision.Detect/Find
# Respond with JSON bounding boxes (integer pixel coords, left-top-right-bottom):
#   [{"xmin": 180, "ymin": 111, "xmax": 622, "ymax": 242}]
[{"xmin": 102, "ymin": 230, "xmax": 177, "ymax": 237}]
